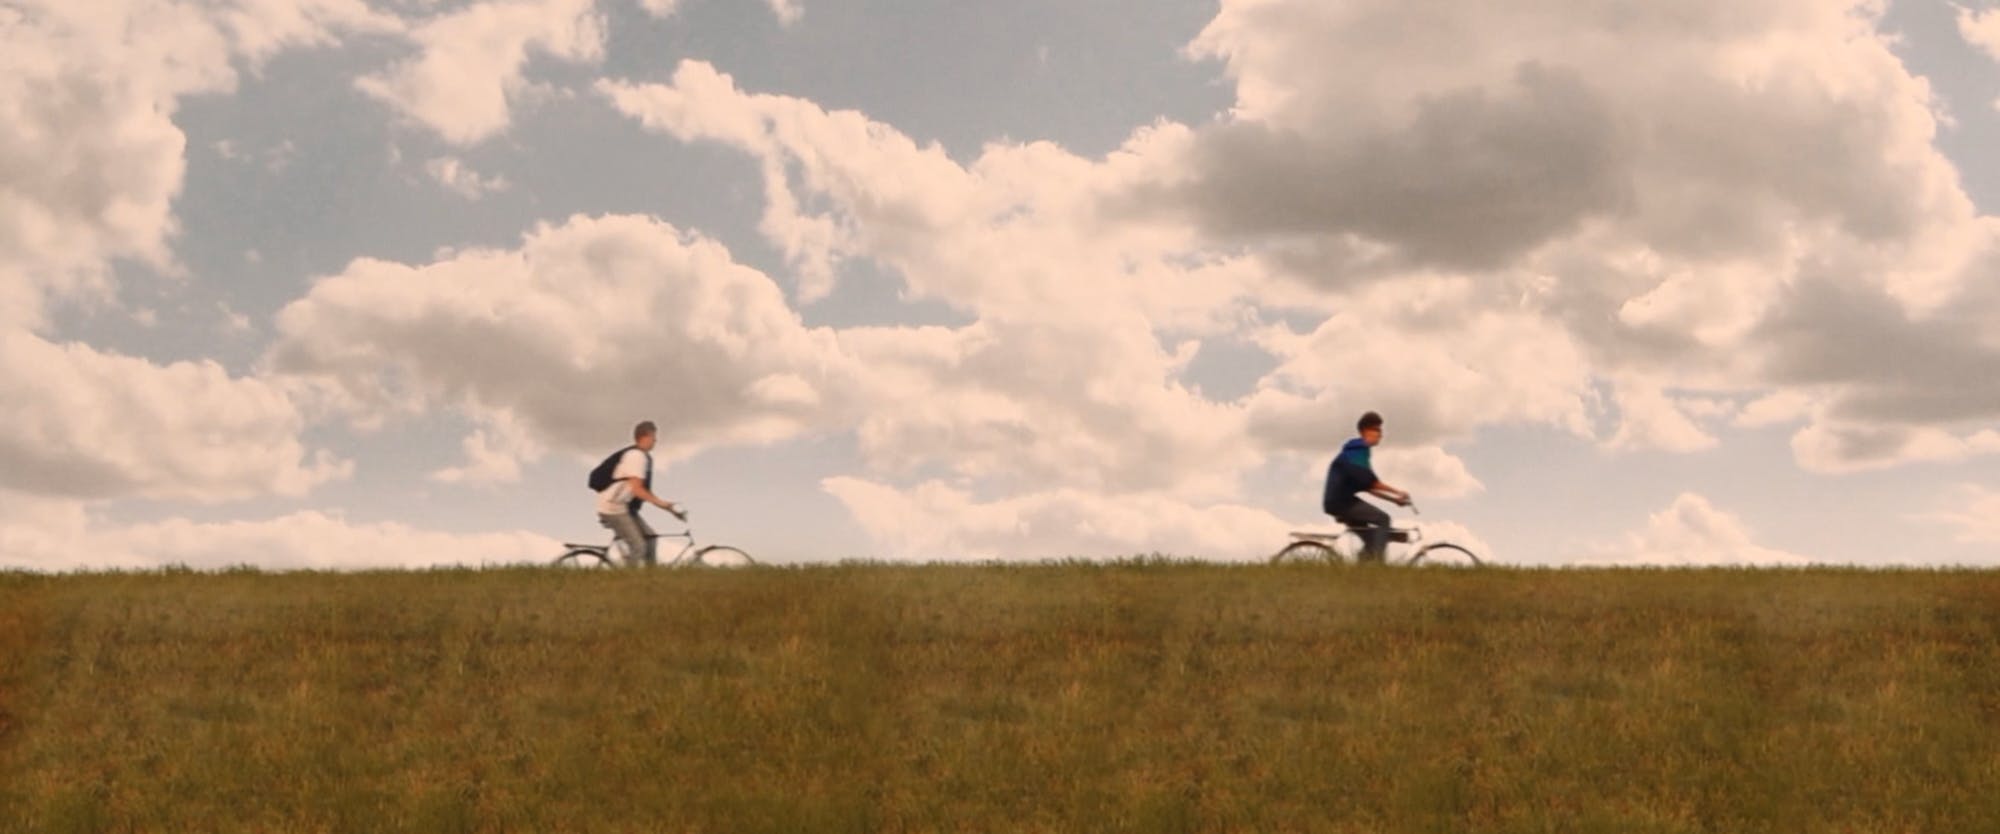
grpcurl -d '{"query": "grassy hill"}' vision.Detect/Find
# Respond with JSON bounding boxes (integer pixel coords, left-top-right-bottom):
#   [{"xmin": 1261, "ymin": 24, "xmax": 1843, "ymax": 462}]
[{"xmin": 3, "ymin": 562, "xmax": 1998, "ymax": 833}]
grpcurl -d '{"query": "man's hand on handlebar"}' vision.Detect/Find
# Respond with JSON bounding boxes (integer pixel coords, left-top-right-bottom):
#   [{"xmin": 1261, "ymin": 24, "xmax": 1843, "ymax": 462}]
[{"xmin": 660, "ymin": 500, "xmax": 688, "ymax": 522}]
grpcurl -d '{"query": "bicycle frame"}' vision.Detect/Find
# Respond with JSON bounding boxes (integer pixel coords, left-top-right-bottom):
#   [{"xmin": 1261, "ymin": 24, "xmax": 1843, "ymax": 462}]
[
  {"xmin": 555, "ymin": 514, "xmax": 756, "ymax": 568},
  {"xmin": 643, "ymin": 529, "xmax": 703, "ymax": 567},
  {"xmin": 1272, "ymin": 502, "xmax": 1482, "ymax": 566}
]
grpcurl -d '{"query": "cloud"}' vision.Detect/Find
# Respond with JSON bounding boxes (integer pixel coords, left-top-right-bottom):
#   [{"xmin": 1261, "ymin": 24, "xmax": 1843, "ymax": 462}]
[
  {"xmin": 837, "ymin": 320, "xmax": 1256, "ymax": 497},
  {"xmin": 599, "ymin": 62, "xmax": 1251, "ymax": 329},
  {"xmin": 634, "ymin": 0, "xmax": 680, "ymax": 17},
  {"xmin": 206, "ymin": 0, "xmax": 401, "ymax": 61},
  {"xmin": 357, "ymin": 0, "xmax": 605, "ymax": 145},
  {"xmin": 1755, "ymin": 265, "xmax": 2000, "ymax": 425},
  {"xmin": 1242, "ymin": 275, "xmax": 1597, "ymax": 451},
  {"xmin": 269, "ymin": 203, "xmax": 1256, "ymax": 500},
  {"xmin": 1, "ymin": 1, "xmax": 214, "ymax": 327},
  {"xmin": 1603, "ymin": 378, "xmax": 1719, "ymax": 454},
  {"xmin": 0, "ymin": 0, "xmax": 400, "ymax": 327},
  {"xmin": 1750, "ymin": 255, "xmax": 2000, "ymax": 471},
  {"xmin": 1163, "ymin": 61, "xmax": 1632, "ymax": 271},
  {"xmin": 1166, "ymin": 0, "xmax": 1998, "ymax": 472},
  {"xmin": 822, "ymin": 477, "xmax": 1294, "ymax": 561},
  {"xmin": 1178, "ymin": 0, "xmax": 1962, "ymax": 265},
  {"xmin": 0, "ymin": 331, "xmax": 349, "ymax": 501},
  {"xmin": 0, "ymin": 493, "xmax": 558, "ymax": 571},
  {"xmin": 268, "ymin": 213, "xmax": 858, "ymax": 474},
  {"xmin": 1580, "ymin": 493, "xmax": 1809, "ymax": 566},
  {"xmin": 1735, "ymin": 390, "xmax": 1815, "ymax": 428},
  {"xmin": 0, "ymin": 0, "xmax": 389, "ymax": 509},
  {"xmin": 764, "ymin": 0, "xmax": 801, "ymax": 25},
  {"xmin": 1917, "ymin": 484, "xmax": 2000, "ymax": 544},
  {"xmin": 431, "ymin": 410, "xmax": 544, "ymax": 485},
  {"xmin": 603, "ymin": 63, "xmax": 1265, "ymax": 496},
  {"xmin": 1958, "ymin": 5, "xmax": 2000, "ymax": 63},
  {"xmin": 1370, "ymin": 445, "xmax": 1484, "ymax": 499},
  {"xmin": 634, "ymin": 0, "xmax": 798, "ymax": 24},
  {"xmin": 425, "ymin": 155, "xmax": 512, "ymax": 199},
  {"xmin": 1789, "ymin": 421, "xmax": 2000, "ymax": 474}
]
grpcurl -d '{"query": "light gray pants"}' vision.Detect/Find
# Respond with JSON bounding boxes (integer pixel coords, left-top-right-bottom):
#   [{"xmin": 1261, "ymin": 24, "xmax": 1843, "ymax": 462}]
[{"xmin": 598, "ymin": 511, "xmax": 656, "ymax": 567}]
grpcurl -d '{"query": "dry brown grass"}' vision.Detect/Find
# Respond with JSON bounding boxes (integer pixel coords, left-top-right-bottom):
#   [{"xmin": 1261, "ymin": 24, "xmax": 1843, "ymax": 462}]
[{"xmin": 2, "ymin": 562, "xmax": 1998, "ymax": 833}]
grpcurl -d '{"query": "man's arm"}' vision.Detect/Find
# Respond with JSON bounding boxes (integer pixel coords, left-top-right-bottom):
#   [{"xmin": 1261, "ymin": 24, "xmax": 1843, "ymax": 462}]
[
  {"xmin": 624, "ymin": 477, "xmax": 685, "ymax": 520},
  {"xmin": 1368, "ymin": 480, "xmax": 1411, "ymax": 506}
]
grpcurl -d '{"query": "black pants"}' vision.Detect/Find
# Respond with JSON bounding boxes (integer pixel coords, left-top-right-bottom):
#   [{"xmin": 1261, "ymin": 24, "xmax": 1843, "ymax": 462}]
[{"xmin": 1331, "ymin": 500, "xmax": 1404, "ymax": 563}]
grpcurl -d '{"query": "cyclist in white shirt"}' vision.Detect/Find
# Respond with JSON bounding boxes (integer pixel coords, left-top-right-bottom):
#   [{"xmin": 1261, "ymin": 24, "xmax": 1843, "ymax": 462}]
[{"xmin": 597, "ymin": 421, "xmax": 684, "ymax": 566}]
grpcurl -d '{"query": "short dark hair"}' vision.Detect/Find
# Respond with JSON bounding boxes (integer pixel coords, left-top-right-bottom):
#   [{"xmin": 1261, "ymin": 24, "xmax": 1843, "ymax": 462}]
[
  {"xmin": 634, "ymin": 421, "xmax": 657, "ymax": 441},
  {"xmin": 1357, "ymin": 411, "xmax": 1383, "ymax": 432}
]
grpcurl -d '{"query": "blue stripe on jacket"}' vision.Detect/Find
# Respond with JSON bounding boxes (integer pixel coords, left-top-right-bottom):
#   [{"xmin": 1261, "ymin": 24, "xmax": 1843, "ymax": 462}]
[{"xmin": 1321, "ymin": 437, "xmax": 1376, "ymax": 514}]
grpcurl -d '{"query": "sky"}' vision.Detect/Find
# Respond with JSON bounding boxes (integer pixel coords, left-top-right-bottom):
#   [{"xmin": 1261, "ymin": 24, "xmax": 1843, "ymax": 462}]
[{"xmin": 3, "ymin": 0, "xmax": 1999, "ymax": 571}]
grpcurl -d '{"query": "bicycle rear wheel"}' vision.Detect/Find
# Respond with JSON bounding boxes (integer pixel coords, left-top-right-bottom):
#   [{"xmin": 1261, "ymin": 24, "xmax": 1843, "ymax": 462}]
[
  {"xmin": 554, "ymin": 547, "xmax": 614, "ymax": 568},
  {"xmin": 691, "ymin": 545, "xmax": 756, "ymax": 567},
  {"xmin": 1270, "ymin": 539, "xmax": 1348, "ymax": 565},
  {"xmin": 1406, "ymin": 543, "xmax": 1482, "ymax": 567}
]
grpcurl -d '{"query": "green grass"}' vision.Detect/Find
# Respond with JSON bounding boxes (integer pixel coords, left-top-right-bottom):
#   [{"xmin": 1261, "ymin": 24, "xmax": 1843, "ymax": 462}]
[{"xmin": 3, "ymin": 562, "xmax": 1999, "ymax": 833}]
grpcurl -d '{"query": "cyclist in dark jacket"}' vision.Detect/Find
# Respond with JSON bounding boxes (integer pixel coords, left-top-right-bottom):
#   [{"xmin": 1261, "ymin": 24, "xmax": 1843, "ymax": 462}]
[{"xmin": 1322, "ymin": 411, "xmax": 1411, "ymax": 563}]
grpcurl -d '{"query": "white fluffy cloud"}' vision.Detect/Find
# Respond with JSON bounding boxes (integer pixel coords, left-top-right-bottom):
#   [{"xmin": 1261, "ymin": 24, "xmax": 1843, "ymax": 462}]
[
  {"xmin": 1181, "ymin": 0, "xmax": 1964, "ymax": 268},
  {"xmin": 765, "ymin": 0, "xmax": 801, "ymax": 25},
  {"xmin": 0, "ymin": 0, "xmax": 390, "ymax": 328},
  {"xmin": 0, "ymin": 492, "xmax": 558, "ymax": 571},
  {"xmin": 635, "ymin": 0, "xmax": 798, "ymax": 24},
  {"xmin": 0, "ymin": 0, "xmax": 377, "ymax": 506},
  {"xmin": 1918, "ymin": 484, "xmax": 2000, "ymax": 545},
  {"xmin": 431, "ymin": 410, "xmax": 544, "ymax": 484},
  {"xmin": 268, "ymin": 213, "xmax": 857, "ymax": 472},
  {"xmin": 425, "ymin": 156, "xmax": 512, "ymax": 199},
  {"xmin": 837, "ymin": 320, "xmax": 1255, "ymax": 497},
  {"xmin": 1243, "ymin": 275, "xmax": 1596, "ymax": 451},
  {"xmin": 1581, "ymin": 493, "xmax": 1809, "ymax": 566},
  {"xmin": 358, "ymin": 0, "xmax": 605, "ymax": 145},
  {"xmin": 1603, "ymin": 378, "xmax": 1720, "ymax": 454},
  {"xmin": 0, "ymin": 331, "xmax": 348, "ymax": 501},
  {"xmin": 1790, "ymin": 421, "xmax": 2000, "ymax": 474},
  {"xmin": 1169, "ymin": 0, "xmax": 2000, "ymax": 471},
  {"xmin": 1370, "ymin": 445, "xmax": 1483, "ymax": 500},
  {"xmin": 1959, "ymin": 6, "xmax": 2000, "ymax": 65},
  {"xmin": 822, "ymin": 477, "xmax": 1294, "ymax": 561},
  {"xmin": 601, "ymin": 62, "xmax": 1264, "ymax": 497},
  {"xmin": 599, "ymin": 62, "xmax": 1251, "ymax": 328}
]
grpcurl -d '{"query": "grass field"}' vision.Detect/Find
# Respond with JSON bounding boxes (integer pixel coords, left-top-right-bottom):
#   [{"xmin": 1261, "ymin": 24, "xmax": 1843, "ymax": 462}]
[{"xmin": 2, "ymin": 561, "xmax": 1998, "ymax": 833}]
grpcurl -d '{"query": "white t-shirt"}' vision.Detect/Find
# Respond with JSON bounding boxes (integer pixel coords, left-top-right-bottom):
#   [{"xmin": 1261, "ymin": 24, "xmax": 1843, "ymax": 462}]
[{"xmin": 594, "ymin": 448, "xmax": 650, "ymax": 516}]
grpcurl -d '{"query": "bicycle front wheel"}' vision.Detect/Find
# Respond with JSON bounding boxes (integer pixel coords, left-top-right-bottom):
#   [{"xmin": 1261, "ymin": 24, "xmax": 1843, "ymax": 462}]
[
  {"xmin": 554, "ymin": 548, "xmax": 614, "ymax": 568},
  {"xmin": 691, "ymin": 545, "xmax": 756, "ymax": 567},
  {"xmin": 1406, "ymin": 543, "xmax": 1482, "ymax": 567},
  {"xmin": 1271, "ymin": 540, "xmax": 1345, "ymax": 565}
]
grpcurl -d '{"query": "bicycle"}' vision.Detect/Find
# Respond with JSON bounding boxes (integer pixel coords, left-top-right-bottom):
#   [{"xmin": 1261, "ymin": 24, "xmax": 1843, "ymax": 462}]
[
  {"xmin": 1270, "ymin": 501, "xmax": 1482, "ymax": 567},
  {"xmin": 554, "ymin": 510, "xmax": 756, "ymax": 568}
]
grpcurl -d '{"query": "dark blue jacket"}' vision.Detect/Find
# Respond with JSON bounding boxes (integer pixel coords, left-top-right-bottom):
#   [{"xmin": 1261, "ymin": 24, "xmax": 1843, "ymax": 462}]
[{"xmin": 1322, "ymin": 437, "xmax": 1377, "ymax": 514}]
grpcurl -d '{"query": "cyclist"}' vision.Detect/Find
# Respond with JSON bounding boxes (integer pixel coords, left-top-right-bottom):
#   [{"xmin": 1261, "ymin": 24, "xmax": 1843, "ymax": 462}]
[
  {"xmin": 595, "ymin": 421, "xmax": 685, "ymax": 567},
  {"xmin": 1322, "ymin": 411, "xmax": 1412, "ymax": 563}
]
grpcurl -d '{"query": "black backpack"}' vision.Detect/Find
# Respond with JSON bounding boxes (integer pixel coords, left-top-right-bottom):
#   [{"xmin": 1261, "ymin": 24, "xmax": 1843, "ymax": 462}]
[{"xmin": 588, "ymin": 445, "xmax": 650, "ymax": 493}]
